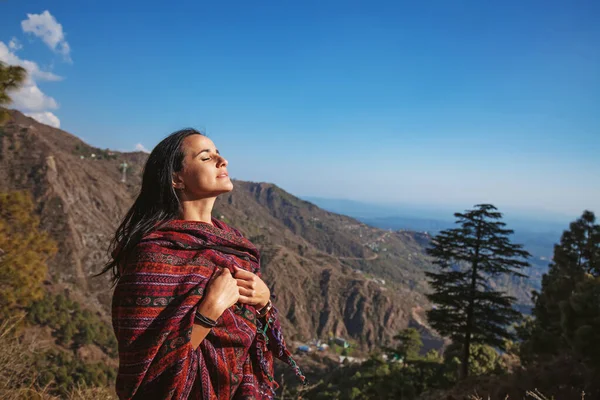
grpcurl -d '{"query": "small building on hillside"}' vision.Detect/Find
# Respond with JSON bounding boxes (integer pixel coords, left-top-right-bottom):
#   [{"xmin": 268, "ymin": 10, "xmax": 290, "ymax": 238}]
[{"xmin": 333, "ymin": 337, "xmax": 350, "ymax": 348}]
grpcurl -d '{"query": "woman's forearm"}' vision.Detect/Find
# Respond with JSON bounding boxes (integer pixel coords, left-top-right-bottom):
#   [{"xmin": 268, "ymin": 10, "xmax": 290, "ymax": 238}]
[
  {"xmin": 191, "ymin": 300, "xmax": 222, "ymax": 349},
  {"xmin": 191, "ymin": 324, "xmax": 211, "ymax": 349}
]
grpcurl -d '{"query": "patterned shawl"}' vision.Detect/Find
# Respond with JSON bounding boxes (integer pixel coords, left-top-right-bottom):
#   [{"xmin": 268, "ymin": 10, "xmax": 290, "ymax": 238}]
[{"xmin": 112, "ymin": 218, "xmax": 305, "ymax": 399}]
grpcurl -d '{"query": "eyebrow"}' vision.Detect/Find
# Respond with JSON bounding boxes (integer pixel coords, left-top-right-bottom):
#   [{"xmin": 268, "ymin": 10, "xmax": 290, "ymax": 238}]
[{"xmin": 195, "ymin": 149, "xmax": 220, "ymax": 157}]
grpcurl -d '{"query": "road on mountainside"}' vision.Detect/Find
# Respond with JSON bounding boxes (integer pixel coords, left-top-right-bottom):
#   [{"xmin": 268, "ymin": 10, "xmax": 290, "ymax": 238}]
[{"xmin": 337, "ymin": 230, "xmax": 392, "ymax": 261}]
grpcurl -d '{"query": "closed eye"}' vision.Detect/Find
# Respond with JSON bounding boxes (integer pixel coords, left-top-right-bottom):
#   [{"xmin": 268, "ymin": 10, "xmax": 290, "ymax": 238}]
[{"xmin": 196, "ymin": 148, "xmax": 220, "ymax": 159}]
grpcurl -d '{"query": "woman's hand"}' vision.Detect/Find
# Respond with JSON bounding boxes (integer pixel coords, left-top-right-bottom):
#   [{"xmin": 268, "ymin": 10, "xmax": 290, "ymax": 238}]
[
  {"xmin": 233, "ymin": 266, "xmax": 271, "ymax": 308},
  {"xmin": 197, "ymin": 267, "xmax": 239, "ymax": 320}
]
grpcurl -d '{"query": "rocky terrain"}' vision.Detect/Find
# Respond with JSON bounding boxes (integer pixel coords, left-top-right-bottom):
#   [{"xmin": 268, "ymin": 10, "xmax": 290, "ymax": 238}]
[{"xmin": 0, "ymin": 108, "xmax": 443, "ymax": 353}]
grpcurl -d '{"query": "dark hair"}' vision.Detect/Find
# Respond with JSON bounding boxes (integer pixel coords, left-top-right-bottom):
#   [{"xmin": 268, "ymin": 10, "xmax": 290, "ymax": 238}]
[{"xmin": 97, "ymin": 128, "xmax": 203, "ymax": 283}]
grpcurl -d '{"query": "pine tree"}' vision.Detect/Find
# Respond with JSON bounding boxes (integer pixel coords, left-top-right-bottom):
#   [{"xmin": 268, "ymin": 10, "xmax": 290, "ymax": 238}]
[
  {"xmin": 425, "ymin": 204, "xmax": 530, "ymax": 379},
  {"xmin": 561, "ymin": 274, "xmax": 600, "ymax": 368},
  {"xmin": 523, "ymin": 210, "xmax": 599, "ymax": 363},
  {"xmin": 443, "ymin": 342, "xmax": 500, "ymax": 378},
  {"xmin": 393, "ymin": 328, "xmax": 423, "ymax": 361},
  {"xmin": 0, "ymin": 190, "xmax": 57, "ymax": 319},
  {"xmin": 0, "ymin": 61, "xmax": 27, "ymax": 123}
]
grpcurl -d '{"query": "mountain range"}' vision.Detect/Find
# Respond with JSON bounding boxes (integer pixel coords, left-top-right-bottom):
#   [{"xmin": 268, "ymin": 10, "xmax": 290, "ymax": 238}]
[
  {"xmin": 305, "ymin": 196, "xmax": 564, "ymax": 295},
  {"xmin": 0, "ymin": 109, "xmax": 448, "ymax": 360}
]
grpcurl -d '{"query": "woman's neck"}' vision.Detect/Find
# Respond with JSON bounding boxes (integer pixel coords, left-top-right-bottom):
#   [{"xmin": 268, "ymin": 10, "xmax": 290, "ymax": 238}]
[{"xmin": 179, "ymin": 197, "xmax": 216, "ymax": 224}]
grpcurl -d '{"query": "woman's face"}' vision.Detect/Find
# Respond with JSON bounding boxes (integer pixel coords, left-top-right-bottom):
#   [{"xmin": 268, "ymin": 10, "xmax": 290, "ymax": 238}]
[{"xmin": 173, "ymin": 134, "xmax": 233, "ymax": 199}]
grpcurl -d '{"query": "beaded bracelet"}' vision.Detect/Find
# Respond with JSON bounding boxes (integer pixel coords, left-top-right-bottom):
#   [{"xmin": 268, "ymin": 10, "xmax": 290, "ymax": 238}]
[{"xmin": 195, "ymin": 311, "xmax": 217, "ymax": 328}]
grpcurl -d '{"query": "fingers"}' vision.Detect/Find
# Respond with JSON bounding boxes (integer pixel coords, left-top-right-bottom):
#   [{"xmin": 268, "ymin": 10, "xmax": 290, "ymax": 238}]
[
  {"xmin": 232, "ymin": 266, "xmax": 254, "ymax": 279},
  {"xmin": 237, "ymin": 295, "xmax": 258, "ymax": 305},
  {"xmin": 238, "ymin": 287, "xmax": 255, "ymax": 297},
  {"xmin": 211, "ymin": 267, "xmax": 227, "ymax": 278},
  {"xmin": 236, "ymin": 279, "xmax": 256, "ymax": 289},
  {"xmin": 213, "ymin": 267, "xmax": 234, "ymax": 281}
]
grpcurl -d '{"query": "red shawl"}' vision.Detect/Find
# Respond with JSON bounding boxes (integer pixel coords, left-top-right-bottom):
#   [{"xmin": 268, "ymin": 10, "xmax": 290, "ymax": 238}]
[{"xmin": 112, "ymin": 218, "xmax": 305, "ymax": 399}]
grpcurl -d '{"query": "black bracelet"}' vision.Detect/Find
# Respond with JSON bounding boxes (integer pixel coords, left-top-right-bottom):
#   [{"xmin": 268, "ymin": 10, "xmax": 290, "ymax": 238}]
[
  {"xmin": 256, "ymin": 300, "xmax": 273, "ymax": 319},
  {"xmin": 195, "ymin": 311, "xmax": 217, "ymax": 328}
]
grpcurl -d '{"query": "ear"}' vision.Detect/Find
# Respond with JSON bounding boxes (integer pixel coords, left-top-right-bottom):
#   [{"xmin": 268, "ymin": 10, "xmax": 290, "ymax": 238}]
[{"xmin": 172, "ymin": 172, "xmax": 185, "ymax": 190}]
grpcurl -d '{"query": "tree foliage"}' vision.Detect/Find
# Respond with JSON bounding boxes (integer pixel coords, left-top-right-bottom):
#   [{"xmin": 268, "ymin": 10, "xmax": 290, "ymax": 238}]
[
  {"xmin": 521, "ymin": 211, "xmax": 600, "ymax": 368},
  {"xmin": 32, "ymin": 349, "xmax": 117, "ymax": 397},
  {"xmin": 443, "ymin": 342, "xmax": 502, "ymax": 378},
  {"xmin": 306, "ymin": 354, "xmax": 443, "ymax": 400},
  {"xmin": 0, "ymin": 61, "xmax": 27, "ymax": 123},
  {"xmin": 0, "ymin": 190, "xmax": 57, "ymax": 319},
  {"xmin": 304, "ymin": 330, "xmax": 476, "ymax": 400},
  {"xmin": 425, "ymin": 204, "xmax": 530, "ymax": 379},
  {"xmin": 28, "ymin": 291, "xmax": 118, "ymax": 356},
  {"xmin": 393, "ymin": 328, "xmax": 423, "ymax": 361}
]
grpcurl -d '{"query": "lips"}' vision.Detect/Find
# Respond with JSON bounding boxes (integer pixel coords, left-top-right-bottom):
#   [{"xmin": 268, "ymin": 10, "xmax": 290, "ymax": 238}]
[{"xmin": 217, "ymin": 172, "xmax": 229, "ymax": 178}]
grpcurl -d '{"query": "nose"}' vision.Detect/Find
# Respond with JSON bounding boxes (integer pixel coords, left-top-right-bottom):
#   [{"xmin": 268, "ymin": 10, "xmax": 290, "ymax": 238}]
[{"xmin": 217, "ymin": 155, "xmax": 228, "ymax": 168}]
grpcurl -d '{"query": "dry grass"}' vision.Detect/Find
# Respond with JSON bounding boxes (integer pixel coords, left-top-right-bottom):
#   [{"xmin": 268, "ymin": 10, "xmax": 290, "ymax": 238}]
[
  {"xmin": 0, "ymin": 385, "xmax": 117, "ymax": 400},
  {"xmin": 0, "ymin": 315, "xmax": 40, "ymax": 397},
  {"xmin": 0, "ymin": 316, "xmax": 117, "ymax": 400},
  {"xmin": 65, "ymin": 384, "xmax": 117, "ymax": 400},
  {"xmin": 465, "ymin": 388, "xmax": 587, "ymax": 400},
  {"xmin": 524, "ymin": 388, "xmax": 586, "ymax": 400}
]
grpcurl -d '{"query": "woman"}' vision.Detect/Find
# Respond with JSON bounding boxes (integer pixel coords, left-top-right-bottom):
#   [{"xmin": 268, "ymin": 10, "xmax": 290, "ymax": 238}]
[{"xmin": 100, "ymin": 129, "xmax": 305, "ymax": 399}]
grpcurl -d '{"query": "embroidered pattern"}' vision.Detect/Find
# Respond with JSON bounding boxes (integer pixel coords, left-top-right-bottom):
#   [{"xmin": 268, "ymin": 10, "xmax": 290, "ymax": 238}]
[{"xmin": 112, "ymin": 218, "xmax": 304, "ymax": 400}]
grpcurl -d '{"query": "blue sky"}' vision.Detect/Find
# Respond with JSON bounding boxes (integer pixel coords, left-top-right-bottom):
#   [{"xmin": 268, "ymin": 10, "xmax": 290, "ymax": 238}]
[{"xmin": 1, "ymin": 0, "xmax": 598, "ymax": 219}]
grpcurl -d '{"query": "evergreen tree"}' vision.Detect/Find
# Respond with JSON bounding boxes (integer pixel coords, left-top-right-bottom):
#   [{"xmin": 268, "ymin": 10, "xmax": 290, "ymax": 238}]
[
  {"xmin": 0, "ymin": 190, "xmax": 57, "ymax": 318},
  {"xmin": 522, "ymin": 211, "xmax": 599, "ymax": 363},
  {"xmin": 425, "ymin": 204, "xmax": 530, "ymax": 379},
  {"xmin": 0, "ymin": 61, "xmax": 27, "ymax": 123},
  {"xmin": 443, "ymin": 342, "xmax": 500, "ymax": 378},
  {"xmin": 561, "ymin": 274, "xmax": 600, "ymax": 368},
  {"xmin": 393, "ymin": 328, "xmax": 423, "ymax": 361}
]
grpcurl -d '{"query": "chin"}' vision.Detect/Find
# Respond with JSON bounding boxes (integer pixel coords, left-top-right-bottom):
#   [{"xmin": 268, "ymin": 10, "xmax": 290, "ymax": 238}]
[{"xmin": 219, "ymin": 181, "xmax": 234, "ymax": 193}]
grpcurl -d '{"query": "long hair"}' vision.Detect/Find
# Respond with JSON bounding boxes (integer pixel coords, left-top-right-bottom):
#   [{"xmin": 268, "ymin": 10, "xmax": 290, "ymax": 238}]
[{"xmin": 97, "ymin": 128, "xmax": 203, "ymax": 283}]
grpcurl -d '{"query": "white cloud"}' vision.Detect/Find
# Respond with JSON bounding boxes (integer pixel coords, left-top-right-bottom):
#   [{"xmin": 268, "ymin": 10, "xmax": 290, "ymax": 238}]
[
  {"xmin": 25, "ymin": 111, "xmax": 60, "ymax": 128},
  {"xmin": 1, "ymin": 10, "xmax": 71, "ymax": 129},
  {"xmin": 11, "ymin": 84, "xmax": 58, "ymax": 112},
  {"xmin": 8, "ymin": 37, "xmax": 22, "ymax": 51},
  {"xmin": 135, "ymin": 143, "xmax": 150, "ymax": 153},
  {"xmin": 0, "ymin": 42, "xmax": 62, "ymax": 81},
  {"xmin": 21, "ymin": 11, "xmax": 71, "ymax": 62},
  {"xmin": 0, "ymin": 40, "xmax": 61, "ymax": 127}
]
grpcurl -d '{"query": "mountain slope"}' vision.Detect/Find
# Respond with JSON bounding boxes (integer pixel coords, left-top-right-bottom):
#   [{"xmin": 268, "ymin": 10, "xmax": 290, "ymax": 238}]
[{"xmin": 0, "ymin": 109, "xmax": 441, "ymax": 350}]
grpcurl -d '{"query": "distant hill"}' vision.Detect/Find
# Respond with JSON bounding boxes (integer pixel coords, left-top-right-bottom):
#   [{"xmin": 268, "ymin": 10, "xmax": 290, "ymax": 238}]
[
  {"xmin": 303, "ymin": 196, "xmax": 574, "ymax": 232},
  {"xmin": 301, "ymin": 196, "xmax": 456, "ymax": 221},
  {"xmin": 305, "ymin": 196, "xmax": 565, "ymax": 306},
  {"xmin": 354, "ymin": 214, "xmax": 558, "ymax": 294},
  {"xmin": 0, "ymin": 108, "xmax": 444, "ymax": 357}
]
